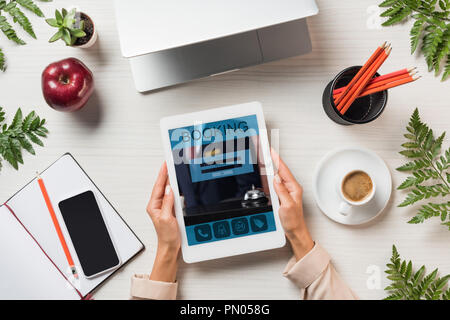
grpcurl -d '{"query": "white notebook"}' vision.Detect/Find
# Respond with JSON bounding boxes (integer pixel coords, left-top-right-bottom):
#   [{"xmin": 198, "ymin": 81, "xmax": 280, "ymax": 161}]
[{"xmin": 0, "ymin": 154, "xmax": 144, "ymax": 299}]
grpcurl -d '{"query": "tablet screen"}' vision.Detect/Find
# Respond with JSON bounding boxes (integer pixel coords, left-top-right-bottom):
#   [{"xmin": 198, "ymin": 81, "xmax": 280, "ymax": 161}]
[{"xmin": 168, "ymin": 115, "xmax": 276, "ymax": 246}]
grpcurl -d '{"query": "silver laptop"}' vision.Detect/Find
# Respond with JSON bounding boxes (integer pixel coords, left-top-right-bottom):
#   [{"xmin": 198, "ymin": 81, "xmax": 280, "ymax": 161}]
[{"xmin": 114, "ymin": 0, "xmax": 319, "ymax": 92}]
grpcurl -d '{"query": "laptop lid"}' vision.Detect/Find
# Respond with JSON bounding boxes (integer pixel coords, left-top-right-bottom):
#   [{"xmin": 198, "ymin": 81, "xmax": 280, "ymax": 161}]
[{"xmin": 114, "ymin": 0, "xmax": 319, "ymax": 58}]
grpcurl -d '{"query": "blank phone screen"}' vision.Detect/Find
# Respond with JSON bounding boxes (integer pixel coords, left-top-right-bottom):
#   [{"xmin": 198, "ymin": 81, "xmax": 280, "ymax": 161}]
[{"xmin": 59, "ymin": 191, "xmax": 119, "ymax": 277}]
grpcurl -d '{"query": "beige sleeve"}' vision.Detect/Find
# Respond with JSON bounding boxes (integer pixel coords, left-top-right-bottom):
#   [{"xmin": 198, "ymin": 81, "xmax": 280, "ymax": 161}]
[
  {"xmin": 283, "ymin": 243, "xmax": 357, "ymax": 300},
  {"xmin": 130, "ymin": 274, "xmax": 178, "ymax": 300}
]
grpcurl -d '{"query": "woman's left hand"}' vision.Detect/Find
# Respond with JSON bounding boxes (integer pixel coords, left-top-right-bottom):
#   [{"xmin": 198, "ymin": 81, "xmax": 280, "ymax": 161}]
[{"xmin": 147, "ymin": 162, "xmax": 180, "ymax": 282}]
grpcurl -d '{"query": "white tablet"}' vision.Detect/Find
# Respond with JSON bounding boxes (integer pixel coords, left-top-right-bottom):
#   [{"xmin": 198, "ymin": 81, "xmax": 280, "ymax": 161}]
[{"xmin": 160, "ymin": 102, "xmax": 285, "ymax": 263}]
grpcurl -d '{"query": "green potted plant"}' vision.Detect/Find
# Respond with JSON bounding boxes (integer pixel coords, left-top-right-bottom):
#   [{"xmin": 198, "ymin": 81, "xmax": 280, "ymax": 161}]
[{"xmin": 46, "ymin": 8, "xmax": 97, "ymax": 48}]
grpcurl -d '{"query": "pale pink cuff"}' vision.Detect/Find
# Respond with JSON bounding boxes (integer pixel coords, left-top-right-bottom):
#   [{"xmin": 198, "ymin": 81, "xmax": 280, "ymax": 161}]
[
  {"xmin": 130, "ymin": 274, "xmax": 178, "ymax": 300},
  {"xmin": 283, "ymin": 243, "xmax": 331, "ymax": 289}
]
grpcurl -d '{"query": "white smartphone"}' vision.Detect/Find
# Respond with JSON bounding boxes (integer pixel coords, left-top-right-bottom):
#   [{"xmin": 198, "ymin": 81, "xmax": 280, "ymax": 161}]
[{"xmin": 58, "ymin": 190, "xmax": 121, "ymax": 278}]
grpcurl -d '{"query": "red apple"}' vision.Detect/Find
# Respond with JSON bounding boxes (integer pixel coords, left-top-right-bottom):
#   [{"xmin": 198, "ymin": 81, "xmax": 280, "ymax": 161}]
[{"xmin": 42, "ymin": 58, "xmax": 94, "ymax": 112}]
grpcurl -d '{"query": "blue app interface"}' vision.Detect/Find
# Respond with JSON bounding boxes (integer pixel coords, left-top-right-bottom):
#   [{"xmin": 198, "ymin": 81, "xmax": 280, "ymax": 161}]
[{"xmin": 169, "ymin": 115, "xmax": 276, "ymax": 246}]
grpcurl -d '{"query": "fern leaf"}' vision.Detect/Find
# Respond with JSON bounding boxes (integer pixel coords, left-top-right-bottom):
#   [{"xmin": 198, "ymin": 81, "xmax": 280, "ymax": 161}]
[
  {"xmin": 9, "ymin": 108, "xmax": 23, "ymax": 130},
  {"xmin": 410, "ymin": 108, "xmax": 421, "ymax": 127},
  {"xmin": 385, "ymin": 245, "xmax": 450, "ymax": 300},
  {"xmin": 431, "ymin": 131, "xmax": 445, "ymax": 158},
  {"xmin": 26, "ymin": 131, "xmax": 43, "ymax": 146},
  {"xmin": 21, "ymin": 110, "xmax": 34, "ymax": 131},
  {"xmin": 382, "ymin": 7, "xmax": 412, "ymax": 26},
  {"xmin": 405, "ymin": 261, "xmax": 413, "ymax": 280},
  {"xmin": 410, "ymin": 17, "xmax": 425, "ymax": 53},
  {"xmin": 423, "ymin": 129, "xmax": 434, "ymax": 151},
  {"xmin": 5, "ymin": 3, "xmax": 36, "ymax": 39},
  {"xmin": 401, "ymin": 142, "xmax": 419, "ymax": 148},
  {"xmin": 15, "ymin": 0, "xmax": 44, "ymax": 17},
  {"xmin": 384, "ymin": 293, "xmax": 404, "ymax": 300},
  {"xmin": 434, "ymin": 31, "xmax": 449, "ymax": 75},
  {"xmin": 396, "ymin": 159, "xmax": 431, "ymax": 171},
  {"xmin": 379, "ymin": 1, "xmax": 450, "ymax": 80},
  {"xmin": 397, "ymin": 108, "xmax": 449, "ymax": 229},
  {"xmin": 381, "ymin": 6, "xmax": 403, "ymax": 18},
  {"xmin": 17, "ymin": 136, "xmax": 34, "ymax": 155},
  {"xmin": 0, "ymin": 106, "xmax": 5, "ymax": 123},
  {"xmin": 405, "ymin": 0, "xmax": 420, "ymax": 10},
  {"xmin": 419, "ymin": 269, "xmax": 438, "ymax": 296},
  {"xmin": 0, "ymin": 47, "xmax": 5, "ymax": 71},
  {"xmin": 398, "ymin": 170, "xmax": 437, "ymax": 190},
  {"xmin": 392, "ymin": 245, "xmax": 399, "ymax": 261},
  {"xmin": 422, "ymin": 26, "xmax": 443, "ymax": 72},
  {"xmin": 443, "ymin": 288, "xmax": 450, "ymax": 300},
  {"xmin": 398, "ymin": 176, "xmax": 419, "ymax": 189},
  {"xmin": 399, "ymin": 149, "xmax": 424, "ymax": 158},
  {"xmin": 0, "ymin": 14, "xmax": 25, "ymax": 44},
  {"xmin": 434, "ymin": 275, "xmax": 450, "ymax": 291},
  {"xmin": 379, "ymin": 0, "xmax": 400, "ymax": 7},
  {"xmin": 408, "ymin": 204, "xmax": 441, "ymax": 223},
  {"xmin": 0, "ymin": 107, "xmax": 48, "ymax": 171},
  {"xmin": 399, "ymin": 189, "xmax": 425, "ymax": 207},
  {"xmin": 412, "ymin": 265, "xmax": 426, "ymax": 286},
  {"xmin": 2, "ymin": 138, "xmax": 18, "ymax": 169},
  {"xmin": 443, "ymin": 55, "xmax": 450, "ymax": 81}
]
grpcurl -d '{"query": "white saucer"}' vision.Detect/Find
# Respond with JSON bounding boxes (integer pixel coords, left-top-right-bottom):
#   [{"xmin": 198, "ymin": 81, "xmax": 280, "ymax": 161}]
[{"xmin": 312, "ymin": 147, "xmax": 392, "ymax": 225}]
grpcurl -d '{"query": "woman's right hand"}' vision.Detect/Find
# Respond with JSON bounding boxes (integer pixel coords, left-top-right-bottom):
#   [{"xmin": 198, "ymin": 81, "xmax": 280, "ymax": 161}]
[{"xmin": 271, "ymin": 150, "xmax": 314, "ymax": 261}]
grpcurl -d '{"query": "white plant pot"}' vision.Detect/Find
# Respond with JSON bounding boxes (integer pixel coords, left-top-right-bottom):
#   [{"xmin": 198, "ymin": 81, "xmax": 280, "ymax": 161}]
[
  {"xmin": 75, "ymin": 27, "xmax": 98, "ymax": 49},
  {"xmin": 73, "ymin": 12, "xmax": 98, "ymax": 49}
]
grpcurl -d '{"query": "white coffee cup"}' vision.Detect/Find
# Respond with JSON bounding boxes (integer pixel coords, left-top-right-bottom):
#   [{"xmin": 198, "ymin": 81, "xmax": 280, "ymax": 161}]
[{"xmin": 338, "ymin": 170, "xmax": 376, "ymax": 216}]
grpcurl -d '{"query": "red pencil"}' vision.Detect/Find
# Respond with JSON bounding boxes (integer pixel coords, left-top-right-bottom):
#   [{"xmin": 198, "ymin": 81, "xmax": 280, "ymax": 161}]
[
  {"xmin": 333, "ymin": 70, "xmax": 417, "ymax": 99},
  {"xmin": 333, "ymin": 67, "xmax": 415, "ymax": 95},
  {"xmin": 339, "ymin": 46, "xmax": 391, "ymax": 115},
  {"xmin": 358, "ymin": 74, "xmax": 420, "ymax": 97},
  {"xmin": 37, "ymin": 172, "xmax": 79, "ymax": 279},
  {"xmin": 334, "ymin": 42, "xmax": 387, "ymax": 105}
]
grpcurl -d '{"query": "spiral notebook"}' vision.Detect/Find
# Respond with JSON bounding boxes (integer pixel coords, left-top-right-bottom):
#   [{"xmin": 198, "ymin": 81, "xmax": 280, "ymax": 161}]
[{"xmin": 0, "ymin": 154, "xmax": 144, "ymax": 299}]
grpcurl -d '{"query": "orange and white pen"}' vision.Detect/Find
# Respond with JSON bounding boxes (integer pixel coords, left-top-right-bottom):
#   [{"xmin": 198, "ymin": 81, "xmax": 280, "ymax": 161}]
[{"xmin": 36, "ymin": 172, "xmax": 78, "ymax": 279}]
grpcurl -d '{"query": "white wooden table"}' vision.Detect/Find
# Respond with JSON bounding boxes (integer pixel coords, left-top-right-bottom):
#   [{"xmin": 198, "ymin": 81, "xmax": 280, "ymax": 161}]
[{"xmin": 1, "ymin": 0, "xmax": 449, "ymax": 300}]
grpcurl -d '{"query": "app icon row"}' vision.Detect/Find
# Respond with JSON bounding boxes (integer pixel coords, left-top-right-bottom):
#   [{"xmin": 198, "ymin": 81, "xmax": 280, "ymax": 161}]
[{"xmin": 194, "ymin": 214, "xmax": 268, "ymax": 242}]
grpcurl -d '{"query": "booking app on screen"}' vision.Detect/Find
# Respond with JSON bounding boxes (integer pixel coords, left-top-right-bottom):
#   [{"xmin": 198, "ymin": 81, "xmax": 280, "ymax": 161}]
[{"xmin": 169, "ymin": 115, "xmax": 276, "ymax": 246}]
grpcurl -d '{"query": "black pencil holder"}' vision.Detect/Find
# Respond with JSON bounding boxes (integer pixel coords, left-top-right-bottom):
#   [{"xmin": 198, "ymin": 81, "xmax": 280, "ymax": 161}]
[{"xmin": 322, "ymin": 66, "xmax": 388, "ymax": 125}]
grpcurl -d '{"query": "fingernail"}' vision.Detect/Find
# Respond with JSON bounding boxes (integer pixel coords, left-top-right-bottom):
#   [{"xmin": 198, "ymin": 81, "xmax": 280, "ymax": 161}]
[
  {"xmin": 165, "ymin": 185, "xmax": 171, "ymax": 195},
  {"xmin": 274, "ymin": 174, "xmax": 281, "ymax": 184}
]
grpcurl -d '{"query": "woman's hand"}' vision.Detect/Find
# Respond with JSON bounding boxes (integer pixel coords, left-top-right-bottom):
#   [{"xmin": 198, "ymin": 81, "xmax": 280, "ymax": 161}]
[
  {"xmin": 271, "ymin": 150, "xmax": 314, "ymax": 261},
  {"xmin": 146, "ymin": 162, "xmax": 180, "ymax": 282}
]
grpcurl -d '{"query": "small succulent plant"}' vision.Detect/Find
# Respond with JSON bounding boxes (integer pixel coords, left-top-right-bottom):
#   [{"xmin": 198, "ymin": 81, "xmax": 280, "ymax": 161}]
[{"xmin": 46, "ymin": 8, "xmax": 86, "ymax": 46}]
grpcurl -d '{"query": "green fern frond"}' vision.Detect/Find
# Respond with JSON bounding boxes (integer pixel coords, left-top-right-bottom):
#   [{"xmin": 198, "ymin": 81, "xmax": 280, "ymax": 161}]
[
  {"xmin": 397, "ymin": 108, "xmax": 450, "ymax": 229},
  {"xmin": 434, "ymin": 31, "xmax": 449, "ymax": 74},
  {"xmin": 410, "ymin": 17, "xmax": 426, "ymax": 53},
  {"xmin": 0, "ymin": 0, "xmax": 50, "ymax": 72},
  {"xmin": 422, "ymin": 26, "xmax": 444, "ymax": 72},
  {"xmin": 0, "ymin": 106, "xmax": 48, "ymax": 170},
  {"xmin": 397, "ymin": 169, "xmax": 439, "ymax": 189},
  {"xmin": 15, "ymin": 0, "xmax": 43, "ymax": 17},
  {"xmin": 408, "ymin": 202, "xmax": 450, "ymax": 223},
  {"xmin": 379, "ymin": 0, "xmax": 401, "ymax": 8},
  {"xmin": 5, "ymin": 2, "xmax": 36, "ymax": 38},
  {"xmin": 443, "ymin": 55, "xmax": 450, "ymax": 80},
  {"xmin": 396, "ymin": 159, "xmax": 431, "ymax": 171},
  {"xmin": 0, "ymin": 47, "xmax": 5, "ymax": 71},
  {"xmin": 0, "ymin": 14, "xmax": 25, "ymax": 44},
  {"xmin": 384, "ymin": 245, "xmax": 450, "ymax": 300},
  {"xmin": 382, "ymin": 6, "xmax": 412, "ymax": 26},
  {"xmin": 379, "ymin": 0, "xmax": 450, "ymax": 80}
]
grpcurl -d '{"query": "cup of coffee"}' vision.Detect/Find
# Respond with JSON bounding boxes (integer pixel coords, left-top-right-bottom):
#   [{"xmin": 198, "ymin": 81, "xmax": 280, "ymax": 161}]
[{"xmin": 338, "ymin": 170, "xmax": 376, "ymax": 216}]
